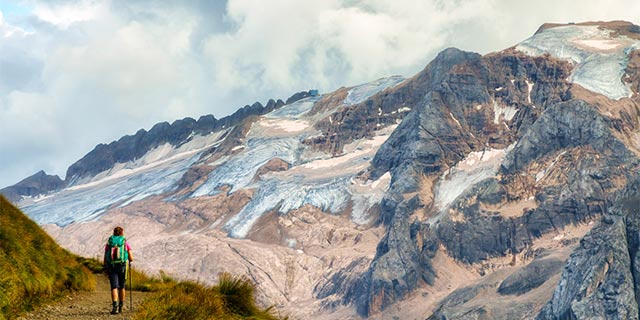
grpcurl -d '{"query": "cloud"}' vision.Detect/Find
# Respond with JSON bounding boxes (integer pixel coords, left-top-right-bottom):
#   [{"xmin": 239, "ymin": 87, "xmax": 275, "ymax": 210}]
[{"xmin": 0, "ymin": 0, "xmax": 639, "ymax": 188}]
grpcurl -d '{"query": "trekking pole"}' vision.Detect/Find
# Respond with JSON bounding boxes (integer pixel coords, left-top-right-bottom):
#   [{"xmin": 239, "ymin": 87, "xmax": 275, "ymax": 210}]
[{"xmin": 129, "ymin": 261, "xmax": 133, "ymax": 315}]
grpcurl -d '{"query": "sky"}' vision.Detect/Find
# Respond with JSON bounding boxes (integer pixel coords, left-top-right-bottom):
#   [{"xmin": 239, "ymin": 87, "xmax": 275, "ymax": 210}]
[{"xmin": 1, "ymin": 0, "xmax": 639, "ymax": 188}]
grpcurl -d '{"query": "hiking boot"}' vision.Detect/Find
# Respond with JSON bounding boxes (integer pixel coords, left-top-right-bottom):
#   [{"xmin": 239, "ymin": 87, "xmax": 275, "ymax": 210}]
[
  {"xmin": 111, "ymin": 302, "xmax": 119, "ymax": 314},
  {"xmin": 118, "ymin": 301, "xmax": 123, "ymax": 314}
]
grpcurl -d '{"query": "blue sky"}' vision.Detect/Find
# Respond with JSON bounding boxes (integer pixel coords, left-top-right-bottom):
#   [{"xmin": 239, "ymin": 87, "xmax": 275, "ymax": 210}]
[
  {"xmin": 1, "ymin": 0, "xmax": 639, "ymax": 188},
  {"xmin": 0, "ymin": 1, "xmax": 31, "ymax": 15}
]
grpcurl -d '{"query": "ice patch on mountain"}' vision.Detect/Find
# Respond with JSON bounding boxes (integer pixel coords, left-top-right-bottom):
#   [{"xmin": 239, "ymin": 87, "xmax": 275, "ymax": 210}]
[
  {"xmin": 203, "ymin": 129, "xmax": 395, "ymax": 238},
  {"xmin": 21, "ymin": 153, "xmax": 201, "ymax": 226},
  {"xmin": 265, "ymin": 96, "xmax": 320, "ymax": 118},
  {"xmin": 192, "ymin": 77, "xmax": 404, "ymax": 237},
  {"xmin": 516, "ymin": 25, "xmax": 640, "ymax": 100},
  {"xmin": 196, "ymin": 121, "xmax": 395, "ymax": 238},
  {"xmin": 18, "ymin": 131, "xmax": 228, "ymax": 226},
  {"xmin": 433, "ymin": 145, "xmax": 515, "ymax": 216},
  {"xmin": 192, "ymin": 136, "xmax": 303, "ymax": 196},
  {"xmin": 69, "ymin": 131, "xmax": 229, "ymax": 190},
  {"xmin": 493, "ymin": 101, "xmax": 518, "ymax": 124},
  {"xmin": 343, "ymin": 76, "xmax": 405, "ymax": 106}
]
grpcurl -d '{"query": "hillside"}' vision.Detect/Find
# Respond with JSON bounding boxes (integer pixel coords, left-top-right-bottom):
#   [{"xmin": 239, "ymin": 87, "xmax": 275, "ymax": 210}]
[{"xmin": 0, "ymin": 196, "xmax": 94, "ymax": 319}]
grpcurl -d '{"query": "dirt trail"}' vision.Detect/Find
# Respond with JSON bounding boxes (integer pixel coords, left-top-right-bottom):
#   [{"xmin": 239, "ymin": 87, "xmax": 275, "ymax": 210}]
[{"xmin": 18, "ymin": 275, "xmax": 151, "ymax": 320}]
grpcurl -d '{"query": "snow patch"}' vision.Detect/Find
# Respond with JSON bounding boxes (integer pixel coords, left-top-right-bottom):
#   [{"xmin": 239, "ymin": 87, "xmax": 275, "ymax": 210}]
[
  {"xmin": 536, "ymin": 151, "xmax": 567, "ymax": 182},
  {"xmin": 516, "ymin": 25, "xmax": 640, "ymax": 100},
  {"xmin": 68, "ymin": 131, "xmax": 228, "ymax": 191},
  {"xmin": 215, "ymin": 126, "xmax": 396, "ymax": 237},
  {"xmin": 343, "ymin": 76, "xmax": 405, "ymax": 106},
  {"xmin": 433, "ymin": 145, "xmax": 514, "ymax": 214},
  {"xmin": 526, "ymin": 80, "xmax": 534, "ymax": 104},
  {"xmin": 265, "ymin": 97, "xmax": 319, "ymax": 118},
  {"xmin": 256, "ymin": 118, "xmax": 310, "ymax": 133},
  {"xmin": 493, "ymin": 101, "xmax": 518, "ymax": 124},
  {"xmin": 450, "ymin": 112, "xmax": 462, "ymax": 127},
  {"xmin": 350, "ymin": 172, "xmax": 391, "ymax": 225},
  {"xmin": 573, "ymin": 39, "xmax": 622, "ymax": 51}
]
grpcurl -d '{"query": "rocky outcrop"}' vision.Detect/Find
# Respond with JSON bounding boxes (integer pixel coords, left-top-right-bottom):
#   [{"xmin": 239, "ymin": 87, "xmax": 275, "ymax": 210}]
[
  {"xmin": 285, "ymin": 90, "xmax": 315, "ymax": 104},
  {"xmin": 306, "ymin": 48, "xmax": 489, "ymax": 156},
  {"xmin": 0, "ymin": 170, "xmax": 64, "ymax": 203},
  {"xmin": 536, "ymin": 176, "xmax": 640, "ymax": 320},
  {"xmin": 372, "ymin": 49, "xmax": 573, "ymax": 194},
  {"xmin": 624, "ymin": 49, "xmax": 640, "ymax": 96},
  {"xmin": 497, "ymin": 258, "xmax": 563, "ymax": 296},
  {"xmin": 501, "ymin": 100, "xmax": 630, "ymax": 174},
  {"xmin": 347, "ymin": 47, "xmax": 575, "ymax": 316},
  {"xmin": 537, "ymin": 215, "xmax": 638, "ymax": 319},
  {"xmin": 253, "ymin": 158, "xmax": 290, "ymax": 181}
]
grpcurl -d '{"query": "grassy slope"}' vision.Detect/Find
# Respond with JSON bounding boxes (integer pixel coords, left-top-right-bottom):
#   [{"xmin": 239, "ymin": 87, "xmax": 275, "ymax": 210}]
[
  {"xmin": 0, "ymin": 196, "xmax": 94, "ymax": 319},
  {"xmin": 134, "ymin": 272, "xmax": 286, "ymax": 320}
]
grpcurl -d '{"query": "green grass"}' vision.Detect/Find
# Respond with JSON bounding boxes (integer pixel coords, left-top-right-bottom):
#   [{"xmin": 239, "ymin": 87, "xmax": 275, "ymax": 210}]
[
  {"xmin": 0, "ymin": 196, "xmax": 94, "ymax": 319},
  {"xmin": 133, "ymin": 272, "xmax": 287, "ymax": 320}
]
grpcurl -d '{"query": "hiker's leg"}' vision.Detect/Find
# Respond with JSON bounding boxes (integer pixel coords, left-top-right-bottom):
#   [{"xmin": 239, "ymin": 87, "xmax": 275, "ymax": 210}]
[
  {"xmin": 117, "ymin": 265, "xmax": 126, "ymax": 313},
  {"xmin": 108, "ymin": 267, "xmax": 121, "ymax": 314},
  {"xmin": 108, "ymin": 267, "xmax": 119, "ymax": 302},
  {"xmin": 118, "ymin": 288, "xmax": 125, "ymax": 302},
  {"xmin": 111, "ymin": 289, "xmax": 119, "ymax": 314},
  {"xmin": 111, "ymin": 288, "xmax": 118, "ymax": 301}
]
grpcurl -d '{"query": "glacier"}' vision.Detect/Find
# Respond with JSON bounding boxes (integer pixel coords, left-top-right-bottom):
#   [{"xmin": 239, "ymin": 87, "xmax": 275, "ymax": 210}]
[
  {"xmin": 18, "ymin": 77, "xmax": 403, "ymax": 236},
  {"xmin": 517, "ymin": 25, "xmax": 640, "ymax": 100},
  {"xmin": 193, "ymin": 77, "xmax": 403, "ymax": 238},
  {"xmin": 18, "ymin": 131, "xmax": 228, "ymax": 226},
  {"xmin": 21, "ymin": 153, "xmax": 200, "ymax": 226}
]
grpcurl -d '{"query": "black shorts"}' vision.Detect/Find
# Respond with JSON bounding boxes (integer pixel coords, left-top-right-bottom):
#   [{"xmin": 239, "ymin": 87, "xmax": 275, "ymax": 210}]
[{"xmin": 108, "ymin": 263, "xmax": 127, "ymax": 289}]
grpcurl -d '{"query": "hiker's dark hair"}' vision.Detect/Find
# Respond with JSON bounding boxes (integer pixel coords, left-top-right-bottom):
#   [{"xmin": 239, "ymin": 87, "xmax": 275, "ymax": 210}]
[{"xmin": 113, "ymin": 226, "xmax": 124, "ymax": 236}]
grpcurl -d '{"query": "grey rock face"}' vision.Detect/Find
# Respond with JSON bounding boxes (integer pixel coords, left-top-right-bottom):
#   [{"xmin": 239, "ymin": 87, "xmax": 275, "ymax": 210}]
[
  {"xmin": 501, "ymin": 100, "xmax": 628, "ymax": 174},
  {"xmin": 427, "ymin": 283, "xmax": 493, "ymax": 320},
  {"xmin": 0, "ymin": 170, "xmax": 64, "ymax": 203},
  {"xmin": 537, "ymin": 215, "xmax": 639, "ymax": 320},
  {"xmin": 497, "ymin": 258, "xmax": 563, "ymax": 296},
  {"xmin": 348, "ymin": 47, "xmax": 574, "ymax": 317}
]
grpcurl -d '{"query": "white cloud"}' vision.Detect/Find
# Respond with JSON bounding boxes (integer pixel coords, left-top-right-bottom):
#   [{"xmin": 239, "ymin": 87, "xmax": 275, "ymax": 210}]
[
  {"xmin": 32, "ymin": 0, "xmax": 104, "ymax": 28},
  {"xmin": 0, "ymin": 0, "xmax": 639, "ymax": 188}
]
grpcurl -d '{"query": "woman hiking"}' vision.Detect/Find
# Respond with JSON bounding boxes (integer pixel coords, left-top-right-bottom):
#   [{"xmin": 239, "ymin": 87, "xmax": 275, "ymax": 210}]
[{"xmin": 103, "ymin": 226, "xmax": 134, "ymax": 315}]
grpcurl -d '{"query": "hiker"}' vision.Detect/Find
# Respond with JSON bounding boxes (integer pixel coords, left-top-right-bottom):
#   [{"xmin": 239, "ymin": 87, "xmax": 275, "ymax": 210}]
[{"xmin": 103, "ymin": 226, "xmax": 134, "ymax": 315}]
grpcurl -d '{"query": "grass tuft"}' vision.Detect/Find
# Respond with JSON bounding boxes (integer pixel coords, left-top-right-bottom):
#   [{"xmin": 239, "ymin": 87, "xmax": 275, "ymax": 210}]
[{"xmin": 133, "ymin": 272, "xmax": 287, "ymax": 320}]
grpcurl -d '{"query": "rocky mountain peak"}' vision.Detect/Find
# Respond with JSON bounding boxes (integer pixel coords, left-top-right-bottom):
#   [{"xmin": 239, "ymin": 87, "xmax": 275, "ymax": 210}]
[{"xmin": 0, "ymin": 170, "xmax": 64, "ymax": 203}]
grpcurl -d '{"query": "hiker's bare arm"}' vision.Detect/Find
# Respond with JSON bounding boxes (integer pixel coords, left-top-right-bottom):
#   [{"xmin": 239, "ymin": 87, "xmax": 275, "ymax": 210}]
[{"xmin": 128, "ymin": 250, "xmax": 134, "ymax": 262}]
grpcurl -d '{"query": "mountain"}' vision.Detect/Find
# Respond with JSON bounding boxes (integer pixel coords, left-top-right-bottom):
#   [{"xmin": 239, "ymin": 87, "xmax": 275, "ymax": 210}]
[
  {"xmin": 0, "ymin": 171, "xmax": 64, "ymax": 203},
  {"xmin": 4, "ymin": 20, "xmax": 640, "ymax": 319},
  {"xmin": 0, "ymin": 196, "xmax": 94, "ymax": 319}
]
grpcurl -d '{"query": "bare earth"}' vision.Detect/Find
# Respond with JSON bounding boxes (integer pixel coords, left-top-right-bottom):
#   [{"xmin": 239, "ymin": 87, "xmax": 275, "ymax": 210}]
[{"xmin": 18, "ymin": 275, "xmax": 151, "ymax": 320}]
